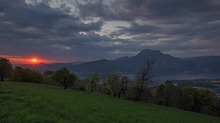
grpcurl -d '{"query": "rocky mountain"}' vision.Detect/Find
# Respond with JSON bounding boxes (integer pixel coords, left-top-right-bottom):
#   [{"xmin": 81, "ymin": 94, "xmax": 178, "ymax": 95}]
[
  {"xmin": 17, "ymin": 49, "xmax": 220, "ymax": 79},
  {"xmin": 68, "ymin": 49, "xmax": 206, "ymax": 76}
]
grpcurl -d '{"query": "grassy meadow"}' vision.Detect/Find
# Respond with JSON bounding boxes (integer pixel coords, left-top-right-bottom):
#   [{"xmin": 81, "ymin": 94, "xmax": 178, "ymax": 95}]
[{"xmin": 0, "ymin": 82, "xmax": 220, "ymax": 123}]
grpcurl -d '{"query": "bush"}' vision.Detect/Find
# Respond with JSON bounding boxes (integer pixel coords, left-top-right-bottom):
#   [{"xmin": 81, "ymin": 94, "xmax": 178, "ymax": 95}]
[{"xmin": 13, "ymin": 66, "xmax": 43, "ymax": 83}]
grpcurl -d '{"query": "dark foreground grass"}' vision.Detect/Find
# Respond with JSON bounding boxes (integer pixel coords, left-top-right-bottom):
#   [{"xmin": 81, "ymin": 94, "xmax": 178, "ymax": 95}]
[{"xmin": 0, "ymin": 82, "xmax": 220, "ymax": 123}]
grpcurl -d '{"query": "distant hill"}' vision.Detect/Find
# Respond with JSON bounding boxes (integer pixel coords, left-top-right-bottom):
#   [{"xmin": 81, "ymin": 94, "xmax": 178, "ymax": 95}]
[
  {"xmin": 185, "ymin": 56, "xmax": 220, "ymax": 74},
  {"xmin": 16, "ymin": 49, "xmax": 220, "ymax": 80}
]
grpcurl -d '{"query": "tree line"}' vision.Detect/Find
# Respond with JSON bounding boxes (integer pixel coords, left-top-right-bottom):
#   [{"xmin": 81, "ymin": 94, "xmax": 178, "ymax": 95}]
[{"xmin": 0, "ymin": 57, "xmax": 220, "ymax": 116}]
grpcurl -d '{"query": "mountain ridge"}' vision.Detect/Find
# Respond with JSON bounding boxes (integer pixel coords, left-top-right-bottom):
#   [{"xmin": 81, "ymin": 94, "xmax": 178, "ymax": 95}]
[{"xmin": 16, "ymin": 49, "xmax": 220, "ymax": 79}]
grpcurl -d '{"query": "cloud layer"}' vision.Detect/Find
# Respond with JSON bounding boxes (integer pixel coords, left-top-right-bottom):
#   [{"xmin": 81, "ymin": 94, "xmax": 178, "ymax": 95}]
[{"xmin": 1, "ymin": 0, "xmax": 220, "ymax": 63}]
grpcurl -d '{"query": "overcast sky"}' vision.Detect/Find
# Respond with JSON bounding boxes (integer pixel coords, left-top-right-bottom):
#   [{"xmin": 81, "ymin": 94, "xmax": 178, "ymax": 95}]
[{"xmin": 1, "ymin": 0, "xmax": 220, "ymax": 63}]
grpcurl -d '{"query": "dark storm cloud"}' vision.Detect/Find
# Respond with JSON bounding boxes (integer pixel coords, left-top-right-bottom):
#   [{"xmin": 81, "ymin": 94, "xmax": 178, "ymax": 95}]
[
  {"xmin": 0, "ymin": 0, "xmax": 109, "ymax": 61},
  {"xmin": 122, "ymin": 0, "xmax": 220, "ymax": 22},
  {"xmin": 79, "ymin": 0, "xmax": 135, "ymax": 21},
  {"xmin": 0, "ymin": 0, "xmax": 68, "ymax": 28},
  {"xmin": 79, "ymin": 0, "xmax": 105, "ymax": 18},
  {"xmin": 0, "ymin": 0, "xmax": 220, "ymax": 62},
  {"xmin": 115, "ymin": 0, "xmax": 220, "ymax": 32},
  {"xmin": 105, "ymin": 0, "xmax": 220, "ymax": 56}
]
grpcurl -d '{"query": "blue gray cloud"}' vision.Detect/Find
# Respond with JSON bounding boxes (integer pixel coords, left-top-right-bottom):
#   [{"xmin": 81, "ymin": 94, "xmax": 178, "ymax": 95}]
[{"xmin": 0, "ymin": 0, "xmax": 220, "ymax": 63}]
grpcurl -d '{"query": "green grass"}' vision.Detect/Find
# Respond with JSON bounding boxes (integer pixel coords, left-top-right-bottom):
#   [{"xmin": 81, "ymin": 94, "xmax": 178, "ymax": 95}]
[{"xmin": 0, "ymin": 82, "xmax": 220, "ymax": 123}]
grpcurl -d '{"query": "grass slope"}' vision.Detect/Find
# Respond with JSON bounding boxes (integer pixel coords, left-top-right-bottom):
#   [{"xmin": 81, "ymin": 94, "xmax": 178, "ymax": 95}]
[{"xmin": 0, "ymin": 82, "xmax": 220, "ymax": 123}]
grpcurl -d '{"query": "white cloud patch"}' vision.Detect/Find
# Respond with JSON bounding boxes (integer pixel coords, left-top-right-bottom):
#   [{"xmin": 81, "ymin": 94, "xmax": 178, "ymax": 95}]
[
  {"xmin": 98, "ymin": 21, "xmax": 130, "ymax": 36},
  {"xmin": 25, "ymin": 0, "xmax": 80, "ymax": 16},
  {"xmin": 111, "ymin": 50, "xmax": 136, "ymax": 55}
]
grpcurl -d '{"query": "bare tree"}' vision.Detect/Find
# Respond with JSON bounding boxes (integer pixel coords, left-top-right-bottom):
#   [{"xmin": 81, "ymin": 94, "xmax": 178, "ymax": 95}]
[{"xmin": 134, "ymin": 61, "xmax": 154, "ymax": 101}]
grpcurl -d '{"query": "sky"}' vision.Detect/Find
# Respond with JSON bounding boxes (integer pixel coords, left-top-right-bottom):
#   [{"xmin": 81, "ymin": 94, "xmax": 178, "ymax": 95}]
[{"xmin": 0, "ymin": 0, "xmax": 220, "ymax": 64}]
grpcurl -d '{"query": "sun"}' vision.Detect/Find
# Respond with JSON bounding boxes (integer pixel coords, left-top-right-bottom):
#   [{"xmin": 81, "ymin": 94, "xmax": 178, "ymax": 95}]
[{"xmin": 31, "ymin": 58, "xmax": 38, "ymax": 63}]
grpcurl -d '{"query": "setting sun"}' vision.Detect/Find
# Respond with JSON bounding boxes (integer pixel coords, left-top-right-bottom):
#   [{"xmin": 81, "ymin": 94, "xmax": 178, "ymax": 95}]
[
  {"xmin": 31, "ymin": 58, "xmax": 38, "ymax": 63},
  {"xmin": 2, "ymin": 55, "xmax": 57, "ymax": 64}
]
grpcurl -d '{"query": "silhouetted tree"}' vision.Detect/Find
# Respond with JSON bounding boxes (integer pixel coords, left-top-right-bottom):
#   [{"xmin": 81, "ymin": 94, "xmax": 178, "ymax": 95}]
[
  {"xmin": 164, "ymin": 80, "xmax": 176, "ymax": 106},
  {"xmin": 153, "ymin": 80, "xmax": 220, "ymax": 116},
  {"xmin": 176, "ymin": 86, "xmax": 195, "ymax": 110},
  {"xmin": 133, "ymin": 61, "xmax": 154, "ymax": 101},
  {"xmin": 13, "ymin": 66, "xmax": 43, "ymax": 83},
  {"xmin": 0, "ymin": 57, "xmax": 13, "ymax": 81},
  {"xmin": 52, "ymin": 68, "xmax": 77, "ymax": 89},
  {"xmin": 154, "ymin": 80, "xmax": 191, "ymax": 107},
  {"xmin": 43, "ymin": 71, "xmax": 55, "ymax": 76},
  {"xmin": 75, "ymin": 79, "xmax": 87, "ymax": 91},
  {"xmin": 43, "ymin": 71, "xmax": 56, "ymax": 85},
  {"xmin": 118, "ymin": 74, "xmax": 130, "ymax": 98},
  {"xmin": 13, "ymin": 66, "xmax": 24, "ymax": 82},
  {"xmin": 87, "ymin": 73, "xmax": 99, "ymax": 92},
  {"xmin": 154, "ymin": 84, "xmax": 166, "ymax": 105},
  {"xmin": 193, "ymin": 89, "xmax": 220, "ymax": 116},
  {"xmin": 104, "ymin": 73, "xmax": 121, "ymax": 97},
  {"xmin": 104, "ymin": 72, "xmax": 130, "ymax": 98}
]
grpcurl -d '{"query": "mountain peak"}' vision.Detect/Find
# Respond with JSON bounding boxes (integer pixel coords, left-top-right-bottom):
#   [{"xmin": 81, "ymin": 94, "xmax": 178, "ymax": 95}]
[
  {"xmin": 140, "ymin": 49, "xmax": 161, "ymax": 54},
  {"xmin": 137, "ymin": 49, "xmax": 163, "ymax": 57}
]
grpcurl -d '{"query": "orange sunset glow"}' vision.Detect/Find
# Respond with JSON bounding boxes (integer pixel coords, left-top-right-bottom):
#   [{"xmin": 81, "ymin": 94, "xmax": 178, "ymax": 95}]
[
  {"xmin": 31, "ymin": 58, "xmax": 38, "ymax": 63},
  {"xmin": 10, "ymin": 57, "xmax": 42, "ymax": 64},
  {"xmin": 2, "ymin": 56, "xmax": 56, "ymax": 64}
]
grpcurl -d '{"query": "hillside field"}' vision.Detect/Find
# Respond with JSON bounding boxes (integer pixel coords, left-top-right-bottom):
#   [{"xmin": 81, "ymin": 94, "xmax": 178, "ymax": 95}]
[{"xmin": 0, "ymin": 82, "xmax": 220, "ymax": 123}]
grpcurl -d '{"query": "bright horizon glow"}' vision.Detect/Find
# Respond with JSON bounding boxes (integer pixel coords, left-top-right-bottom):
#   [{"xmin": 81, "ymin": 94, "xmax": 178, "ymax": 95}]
[
  {"xmin": 0, "ymin": 55, "xmax": 59, "ymax": 64},
  {"xmin": 31, "ymin": 58, "xmax": 38, "ymax": 63}
]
